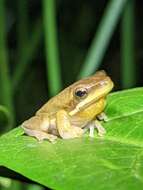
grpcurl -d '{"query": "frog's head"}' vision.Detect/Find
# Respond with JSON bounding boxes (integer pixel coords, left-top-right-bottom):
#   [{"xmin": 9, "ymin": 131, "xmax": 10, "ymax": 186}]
[{"xmin": 69, "ymin": 70, "xmax": 114, "ymax": 115}]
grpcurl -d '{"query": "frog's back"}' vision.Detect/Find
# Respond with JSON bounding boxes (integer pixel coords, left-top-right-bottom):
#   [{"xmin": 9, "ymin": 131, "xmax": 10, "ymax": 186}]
[
  {"xmin": 36, "ymin": 86, "xmax": 73, "ymax": 116},
  {"xmin": 36, "ymin": 72, "xmax": 109, "ymax": 117}
]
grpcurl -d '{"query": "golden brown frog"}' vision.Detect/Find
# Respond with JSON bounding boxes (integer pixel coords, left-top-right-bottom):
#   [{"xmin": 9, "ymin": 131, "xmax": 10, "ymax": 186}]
[{"xmin": 21, "ymin": 70, "xmax": 114, "ymax": 142}]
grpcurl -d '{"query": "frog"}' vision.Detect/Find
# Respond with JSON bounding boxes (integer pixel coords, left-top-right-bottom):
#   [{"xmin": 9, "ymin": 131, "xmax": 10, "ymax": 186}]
[{"xmin": 21, "ymin": 70, "xmax": 114, "ymax": 142}]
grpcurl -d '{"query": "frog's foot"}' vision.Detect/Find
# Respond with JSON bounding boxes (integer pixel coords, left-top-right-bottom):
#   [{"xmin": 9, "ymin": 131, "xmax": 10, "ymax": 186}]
[
  {"xmin": 56, "ymin": 110, "xmax": 84, "ymax": 139},
  {"xmin": 94, "ymin": 120, "xmax": 106, "ymax": 137},
  {"xmin": 97, "ymin": 112, "xmax": 108, "ymax": 122},
  {"xmin": 22, "ymin": 128, "xmax": 57, "ymax": 142}
]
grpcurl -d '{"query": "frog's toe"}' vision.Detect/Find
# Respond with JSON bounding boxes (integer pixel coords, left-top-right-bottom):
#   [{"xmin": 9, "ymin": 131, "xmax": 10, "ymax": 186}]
[{"xmin": 22, "ymin": 128, "xmax": 57, "ymax": 142}]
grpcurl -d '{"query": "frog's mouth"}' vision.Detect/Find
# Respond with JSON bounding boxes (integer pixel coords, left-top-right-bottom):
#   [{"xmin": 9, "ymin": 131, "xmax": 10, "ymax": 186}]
[{"xmin": 69, "ymin": 81, "xmax": 114, "ymax": 116}]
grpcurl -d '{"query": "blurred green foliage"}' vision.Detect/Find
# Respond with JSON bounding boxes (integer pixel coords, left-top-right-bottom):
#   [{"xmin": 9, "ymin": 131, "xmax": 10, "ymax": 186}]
[{"xmin": 0, "ymin": 0, "xmax": 142, "ymax": 189}]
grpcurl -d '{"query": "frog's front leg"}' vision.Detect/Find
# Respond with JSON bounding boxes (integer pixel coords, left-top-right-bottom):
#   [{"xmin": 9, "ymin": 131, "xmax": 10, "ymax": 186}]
[
  {"xmin": 94, "ymin": 120, "xmax": 106, "ymax": 137},
  {"xmin": 56, "ymin": 110, "xmax": 84, "ymax": 139},
  {"xmin": 87, "ymin": 120, "xmax": 106, "ymax": 138},
  {"xmin": 22, "ymin": 114, "xmax": 57, "ymax": 142}
]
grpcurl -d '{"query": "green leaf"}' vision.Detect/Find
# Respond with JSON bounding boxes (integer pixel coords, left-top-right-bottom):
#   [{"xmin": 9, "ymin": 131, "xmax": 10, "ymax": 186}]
[{"xmin": 0, "ymin": 87, "xmax": 143, "ymax": 190}]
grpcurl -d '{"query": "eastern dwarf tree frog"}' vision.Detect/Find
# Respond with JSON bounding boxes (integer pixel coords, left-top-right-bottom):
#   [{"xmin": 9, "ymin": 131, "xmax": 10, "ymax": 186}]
[{"xmin": 21, "ymin": 70, "xmax": 114, "ymax": 142}]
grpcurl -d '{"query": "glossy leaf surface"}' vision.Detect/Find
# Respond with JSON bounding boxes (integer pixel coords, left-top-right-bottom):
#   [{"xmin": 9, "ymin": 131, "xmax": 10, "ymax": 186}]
[{"xmin": 0, "ymin": 88, "xmax": 143, "ymax": 190}]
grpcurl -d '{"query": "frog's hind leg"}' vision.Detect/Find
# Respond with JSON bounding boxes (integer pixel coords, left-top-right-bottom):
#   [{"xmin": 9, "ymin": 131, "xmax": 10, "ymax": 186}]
[
  {"xmin": 21, "ymin": 114, "xmax": 57, "ymax": 142},
  {"xmin": 56, "ymin": 110, "xmax": 84, "ymax": 139},
  {"xmin": 23, "ymin": 128, "xmax": 57, "ymax": 142}
]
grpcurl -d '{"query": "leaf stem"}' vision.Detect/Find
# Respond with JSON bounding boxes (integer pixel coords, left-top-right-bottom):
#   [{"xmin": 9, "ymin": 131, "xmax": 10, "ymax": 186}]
[
  {"xmin": 13, "ymin": 19, "xmax": 42, "ymax": 91},
  {"xmin": 121, "ymin": 0, "xmax": 136, "ymax": 88},
  {"xmin": 0, "ymin": 0, "xmax": 15, "ymax": 127},
  {"xmin": 78, "ymin": 0, "xmax": 127, "ymax": 78},
  {"xmin": 43, "ymin": 0, "xmax": 62, "ymax": 96}
]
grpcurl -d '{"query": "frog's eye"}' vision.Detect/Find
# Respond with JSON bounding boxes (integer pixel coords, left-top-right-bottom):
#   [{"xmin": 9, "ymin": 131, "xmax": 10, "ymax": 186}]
[{"xmin": 74, "ymin": 88, "xmax": 88, "ymax": 99}]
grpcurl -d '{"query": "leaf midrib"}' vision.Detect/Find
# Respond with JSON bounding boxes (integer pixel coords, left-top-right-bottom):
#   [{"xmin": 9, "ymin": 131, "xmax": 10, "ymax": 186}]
[{"xmin": 107, "ymin": 108, "xmax": 143, "ymax": 122}]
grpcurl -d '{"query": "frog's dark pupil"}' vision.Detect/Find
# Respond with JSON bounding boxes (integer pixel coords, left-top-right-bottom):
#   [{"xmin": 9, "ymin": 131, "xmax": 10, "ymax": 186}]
[{"xmin": 75, "ymin": 90, "xmax": 87, "ymax": 97}]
